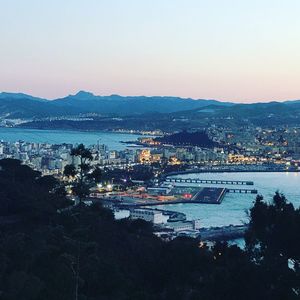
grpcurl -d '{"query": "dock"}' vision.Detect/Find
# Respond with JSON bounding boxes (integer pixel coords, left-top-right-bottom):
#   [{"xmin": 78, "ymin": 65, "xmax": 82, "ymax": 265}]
[
  {"xmin": 115, "ymin": 186, "xmax": 257, "ymax": 208},
  {"xmin": 192, "ymin": 187, "xmax": 226, "ymax": 204},
  {"xmin": 227, "ymin": 188, "xmax": 257, "ymax": 194},
  {"xmin": 166, "ymin": 178, "xmax": 254, "ymax": 185},
  {"xmin": 117, "ymin": 187, "xmax": 233, "ymax": 206}
]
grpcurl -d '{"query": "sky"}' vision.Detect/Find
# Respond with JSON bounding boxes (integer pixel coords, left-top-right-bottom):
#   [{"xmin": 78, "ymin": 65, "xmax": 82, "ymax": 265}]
[{"xmin": 0, "ymin": 0, "xmax": 300, "ymax": 102}]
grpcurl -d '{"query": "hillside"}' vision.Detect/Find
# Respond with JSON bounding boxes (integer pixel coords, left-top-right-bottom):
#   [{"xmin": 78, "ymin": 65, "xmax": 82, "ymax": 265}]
[
  {"xmin": 2, "ymin": 91, "xmax": 300, "ymax": 129},
  {"xmin": 155, "ymin": 131, "xmax": 216, "ymax": 147},
  {"xmin": 0, "ymin": 91, "xmax": 231, "ymax": 119},
  {"xmin": 0, "ymin": 159, "xmax": 299, "ymax": 299}
]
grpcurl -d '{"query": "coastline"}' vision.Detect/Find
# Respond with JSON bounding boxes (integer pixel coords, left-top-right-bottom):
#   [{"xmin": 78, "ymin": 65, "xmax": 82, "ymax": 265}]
[
  {"xmin": 5, "ymin": 125, "xmax": 153, "ymax": 136},
  {"xmin": 164, "ymin": 168, "xmax": 300, "ymax": 176}
]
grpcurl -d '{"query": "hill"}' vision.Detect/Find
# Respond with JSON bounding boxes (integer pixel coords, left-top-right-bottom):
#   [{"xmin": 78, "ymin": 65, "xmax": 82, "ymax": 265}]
[
  {"xmin": 155, "ymin": 131, "xmax": 216, "ymax": 147},
  {"xmin": 0, "ymin": 159, "xmax": 299, "ymax": 299},
  {"xmin": 2, "ymin": 91, "xmax": 300, "ymax": 129},
  {"xmin": 0, "ymin": 91, "xmax": 232, "ymax": 119},
  {"xmin": 168, "ymin": 101, "xmax": 300, "ymax": 126}
]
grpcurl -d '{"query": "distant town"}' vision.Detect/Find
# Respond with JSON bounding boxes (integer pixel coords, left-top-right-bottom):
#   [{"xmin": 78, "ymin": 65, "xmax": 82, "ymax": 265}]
[
  {"xmin": 1, "ymin": 124, "xmax": 300, "ymax": 240},
  {"xmin": 1, "ymin": 125, "xmax": 299, "ymax": 175}
]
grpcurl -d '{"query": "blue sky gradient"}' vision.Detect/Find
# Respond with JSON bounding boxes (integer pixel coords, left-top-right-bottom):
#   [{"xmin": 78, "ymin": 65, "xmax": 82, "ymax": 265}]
[{"xmin": 1, "ymin": 0, "xmax": 300, "ymax": 102}]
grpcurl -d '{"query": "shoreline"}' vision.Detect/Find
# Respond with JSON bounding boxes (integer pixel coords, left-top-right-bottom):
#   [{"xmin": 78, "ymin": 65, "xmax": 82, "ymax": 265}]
[
  {"xmin": 164, "ymin": 168, "xmax": 299, "ymax": 176},
  {"xmin": 199, "ymin": 225, "xmax": 248, "ymax": 241},
  {"xmin": 1, "ymin": 126, "xmax": 153, "ymax": 136}
]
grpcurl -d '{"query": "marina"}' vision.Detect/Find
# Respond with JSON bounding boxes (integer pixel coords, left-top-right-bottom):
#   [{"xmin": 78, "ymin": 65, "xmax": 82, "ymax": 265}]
[
  {"xmin": 114, "ymin": 186, "xmax": 257, "ymax": 207},
  {"xmin": 155, "ymin": 171, "xmax": 300, "ymax": 228}
]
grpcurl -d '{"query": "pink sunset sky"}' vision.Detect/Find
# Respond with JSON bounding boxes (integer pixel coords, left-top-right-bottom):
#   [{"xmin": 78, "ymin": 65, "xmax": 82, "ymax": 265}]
[{"xmin": 1, "ymin": 0, "xmax": 300, "ymax": 103}]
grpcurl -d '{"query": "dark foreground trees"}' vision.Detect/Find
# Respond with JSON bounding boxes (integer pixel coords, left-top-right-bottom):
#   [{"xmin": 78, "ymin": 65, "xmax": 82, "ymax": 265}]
[
  {"xmin": 245, "ymin": 192, "xmax": 300, "ymax": 299},
  {"xmin": 0, "ymin": 159, "xmax": 299, "ymax": 299}
]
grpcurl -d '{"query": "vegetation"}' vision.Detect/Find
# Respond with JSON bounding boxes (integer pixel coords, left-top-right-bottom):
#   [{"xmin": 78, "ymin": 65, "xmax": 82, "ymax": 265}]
[
  {"xmin": 155, "ymin": 131, "xmax": 216, "ymax": 147},
  {"xmin": 64, "ymin": 144, "xmax": 101, "ymax": 204},
  {"xmin": 0, "ymin": 158, "xmax": 299, "ymax": 299}
]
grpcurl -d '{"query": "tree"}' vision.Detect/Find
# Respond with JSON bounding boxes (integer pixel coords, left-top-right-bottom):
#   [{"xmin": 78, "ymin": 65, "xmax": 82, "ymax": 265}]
[
  {"xmin": 245, "ymin": 192, "xmax": 300, "ymax": 298},
  {"xmin": 63, "ymin": 145, "xmax": 102, "ymax": 300},
  {"xmin": 0, "ymin": 158, "xmax": 40, "ymax": 183},
  {"xmin": 2, "ymin": 161, "xmax": 300, "ymax": 300},
  {"xmin": 0, "ymin": 158, "xmax": 69, "ymax": 219},
  {"xmin": 246, "ymin": 192, "xmax": 300, "ymax": 262},
  {"xmin": 64, "ymin": 144, "xmax": 101, "ymax": 205}
]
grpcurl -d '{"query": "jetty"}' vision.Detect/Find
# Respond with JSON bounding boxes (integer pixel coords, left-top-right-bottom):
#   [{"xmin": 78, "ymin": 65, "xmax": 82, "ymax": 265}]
[{"xmin": 165, "ymin": 177, "xmax": 254, "ymax": 185}]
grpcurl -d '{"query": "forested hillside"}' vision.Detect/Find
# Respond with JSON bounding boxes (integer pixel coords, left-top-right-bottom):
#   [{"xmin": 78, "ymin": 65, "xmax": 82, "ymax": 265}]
[{"xmin": 0, "ymin": 159, "xmax": 299, "ymax": 300}]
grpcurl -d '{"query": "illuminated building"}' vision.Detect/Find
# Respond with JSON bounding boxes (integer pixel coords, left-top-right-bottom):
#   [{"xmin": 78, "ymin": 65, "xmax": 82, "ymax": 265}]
[
  {"xmin": 151, "ymin": 153, "xmax": 162, "ymax": 163},
  {"xmin": 139, "ymin": 149, "xmax": 151, "ymax": 163},
  {"xmin": 169, "ymin": 156, "xmax": 181, "ymax": 165}
]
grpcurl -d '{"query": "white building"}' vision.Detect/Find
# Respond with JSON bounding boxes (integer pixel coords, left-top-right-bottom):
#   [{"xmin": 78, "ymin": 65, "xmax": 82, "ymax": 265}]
[
  {"xmin": 167, "ymin": 219, "xmax": 201, "ymax": 232},
  {"xmin": 147, "ymin": 186, "xmax": 172, "ymax": 195},
  {"xmin": 130, "ymin": 209, "xmax": 166, "ymax": 224}
]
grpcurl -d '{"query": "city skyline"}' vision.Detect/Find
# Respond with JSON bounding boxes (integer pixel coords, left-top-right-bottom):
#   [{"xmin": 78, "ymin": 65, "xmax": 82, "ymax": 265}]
[{"xmin": 1, "ymin": 0, "xmax": 300, "ymax": 102}]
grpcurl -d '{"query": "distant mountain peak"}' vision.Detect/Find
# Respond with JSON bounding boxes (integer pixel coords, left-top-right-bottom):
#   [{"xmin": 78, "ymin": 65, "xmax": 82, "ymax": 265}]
[{"xmin": 73, "ymin": 90, "xmax": 95, "ymax": 99}]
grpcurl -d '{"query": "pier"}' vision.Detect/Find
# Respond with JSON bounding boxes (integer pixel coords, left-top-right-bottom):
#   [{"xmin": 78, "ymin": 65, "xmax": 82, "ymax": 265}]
[
  {"xmin": 192, "ymin": 187, "xmax": 226, "ymax": 204},
  {"xmin": 114, "ymin": 186, "xmax": 257, "ymax": 208},
  {"xmin": 226, "ymin": 188, "xmax": 257, "ymax": 194},
  {"xmin": 166, "ymin": 178, "xmax": 254, "ymax": 185}
]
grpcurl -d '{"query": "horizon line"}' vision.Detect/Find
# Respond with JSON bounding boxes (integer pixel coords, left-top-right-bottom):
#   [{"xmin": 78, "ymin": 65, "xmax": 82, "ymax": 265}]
[{"xmin": 1, "ymin": 90, "xmax": 299, "ymax": 105}]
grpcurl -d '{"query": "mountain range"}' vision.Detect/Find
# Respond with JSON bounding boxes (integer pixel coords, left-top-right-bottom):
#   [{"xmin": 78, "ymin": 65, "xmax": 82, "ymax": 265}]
[
  {"xmin": 1, "ymin": 91, "xmax": 300, "ymax": 129},
  {"xmin": 0, "ymin": 91, "xmax": 233, "ymax": 119}
]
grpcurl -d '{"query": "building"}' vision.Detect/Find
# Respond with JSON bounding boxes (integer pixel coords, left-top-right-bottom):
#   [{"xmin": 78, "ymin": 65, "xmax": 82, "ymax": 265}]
[
  {"xmin": 109, "ymin": 151, "xmax": 118, "ymax": 159},
  {"xmin": 130, "ymin": 209, "xmax": 166, "ymax": 224},
  {"xmin": 139, "ymin": 149, "xmax": 151, "ymax": 163},
  {"xmin": 166, "ymin": 219, "xmax": 201, "ymax": 232},
  {"xmin": 147, "ymin": 186, "xmax": 172, "ymax": 195}
]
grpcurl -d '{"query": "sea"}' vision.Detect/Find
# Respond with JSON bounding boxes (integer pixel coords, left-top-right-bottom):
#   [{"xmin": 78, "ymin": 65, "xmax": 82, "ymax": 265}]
[
  {"xmin": 0, "ymin": 127, "xmax": 144, "ymax": 151},
  {"xmin": 156, "ymin": 172, "xmax": 300, "ymax": 228}
]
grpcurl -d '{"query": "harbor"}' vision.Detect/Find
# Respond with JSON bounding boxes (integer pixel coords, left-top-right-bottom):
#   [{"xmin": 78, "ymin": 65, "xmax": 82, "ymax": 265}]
[
  {"xmin": 92, "ymin": 174, "xmax": 262, "ymax": 240},
  {"xmin": 92, "ymin": 171, "xmax": 300, "ymax": 241}
]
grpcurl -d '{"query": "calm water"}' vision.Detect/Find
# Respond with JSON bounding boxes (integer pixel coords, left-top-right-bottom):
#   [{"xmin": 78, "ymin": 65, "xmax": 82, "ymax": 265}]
[
  {"xmin": 157, "ymin": 172, "xmax": 300, "ymax": 228},
  {"xmin": 0, "ymin": 127, "xmax": 142, "ymax": 150}
]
